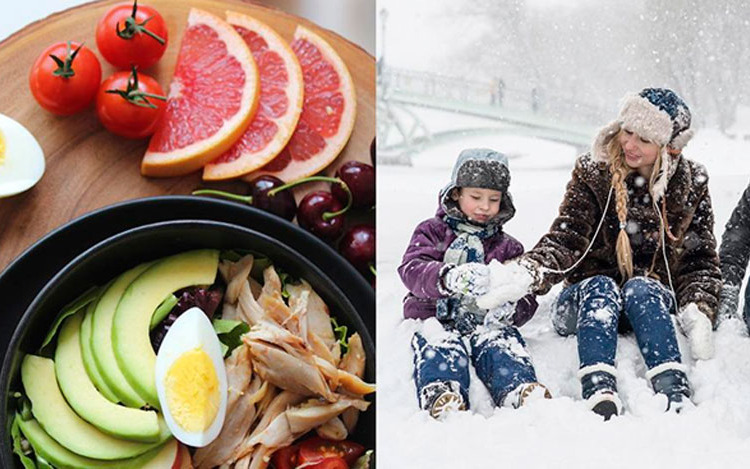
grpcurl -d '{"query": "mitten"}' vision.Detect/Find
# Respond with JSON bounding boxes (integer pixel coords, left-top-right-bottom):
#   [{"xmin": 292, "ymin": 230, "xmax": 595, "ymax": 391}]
[
  {"xmin": 678, "ymin": 303, "xmax": 715, "ymax": 360},
  {"xmin": 441, "ymin": 263, "xmax": 490, "ymax": 297},
  {"xmin": 483, "ymin": 302, "xmax": 516, "ymax": 329},
  {"xmin": 716, "ymin": 284, "xmax": 740, "ymax": 324}
]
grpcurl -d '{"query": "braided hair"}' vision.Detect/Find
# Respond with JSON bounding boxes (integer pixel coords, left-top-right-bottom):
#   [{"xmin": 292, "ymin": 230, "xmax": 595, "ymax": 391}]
[{"xmin": 605, "ymin": 130, "xmax": 664, "ymax": 280}]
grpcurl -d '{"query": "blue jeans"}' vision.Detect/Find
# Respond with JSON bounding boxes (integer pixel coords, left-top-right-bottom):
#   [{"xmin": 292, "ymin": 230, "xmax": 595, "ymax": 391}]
[
  {"xmin": 412, "ymin": 325, "xmax": 538, "ymax": 409},
  {"xmin": 553, "ymin": 275, "xmax": 681, "ymax": 370}
]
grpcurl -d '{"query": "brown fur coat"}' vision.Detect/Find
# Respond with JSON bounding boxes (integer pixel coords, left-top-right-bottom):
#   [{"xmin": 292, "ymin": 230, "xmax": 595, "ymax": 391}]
[{"xmin": 523, "ymin": 152, "xmax": 721, "ymax": 321}]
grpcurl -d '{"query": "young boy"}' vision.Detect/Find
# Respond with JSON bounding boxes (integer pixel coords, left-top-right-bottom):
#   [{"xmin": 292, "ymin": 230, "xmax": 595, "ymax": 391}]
[{"xmin": 399, "ymin": 148, "xmax": 549, "ymax": 418}]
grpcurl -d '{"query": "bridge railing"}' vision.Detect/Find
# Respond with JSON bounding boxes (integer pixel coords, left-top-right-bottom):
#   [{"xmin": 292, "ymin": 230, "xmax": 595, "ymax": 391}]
[{"xmin": 379, "ymin": 66, "xmax": 609, "ymax": 127}]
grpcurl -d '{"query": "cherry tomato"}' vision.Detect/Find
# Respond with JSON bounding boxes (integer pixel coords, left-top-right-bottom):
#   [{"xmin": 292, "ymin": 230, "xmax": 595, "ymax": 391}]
[
  {"xmin": 96, "ymin": 0, "xmax": 168, "ymax": 69},
  {"xmin": 309, "ymin": 457, "xmax": 349, "ymax": 469},
  {"xmin": 29, "ymin": 41, "xmax": 102, "ymax": 116},
  {"xmin": 298, "ymin": 437, "xmax": 365, "ymax": 466},
  {"xmin": 269, "ymin": 445, "xmax": 299, "ymax": 469},
  {"xmin": 95, "ymin": 67, "xmax": 166, "ymax": 139}
]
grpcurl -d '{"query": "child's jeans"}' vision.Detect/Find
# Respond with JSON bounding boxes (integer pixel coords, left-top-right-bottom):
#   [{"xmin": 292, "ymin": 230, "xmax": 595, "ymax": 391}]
[
  {"xmin": 412, "ymin": 324, "xmax": 539, "ymax": 409},
  {"xmin": 552, "ymin": 275, "xmax": 681, "ymax": 371}
]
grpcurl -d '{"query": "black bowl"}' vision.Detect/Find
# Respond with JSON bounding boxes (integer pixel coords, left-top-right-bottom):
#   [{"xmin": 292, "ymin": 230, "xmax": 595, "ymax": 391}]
[
  {"xmin": 1, "ymin": 219, "xmax": 375, "ymax": 467},
  {"xmin": 0, "ymin": 196, "xmax": 375, "ymax": 361}
]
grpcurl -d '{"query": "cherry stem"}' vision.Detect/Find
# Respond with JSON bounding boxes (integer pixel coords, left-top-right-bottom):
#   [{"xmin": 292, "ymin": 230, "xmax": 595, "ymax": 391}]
[
  {"xmin": 116, "ymin": 0, "xmax": 166, "ymax": 45},
  {"xmin": 192, "ymin": 189, "xmax": 253, "ymax": 205},
  {"xmin": 369, "ymin": 263, "xmax": 377, "ymax": 276},
  {"xmin": 268, "ymin": 176, "xmax": 352, "ymax": 221}
]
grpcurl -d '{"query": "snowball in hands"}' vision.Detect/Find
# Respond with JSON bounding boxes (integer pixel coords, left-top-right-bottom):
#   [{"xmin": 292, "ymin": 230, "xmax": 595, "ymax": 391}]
[
  {"xmin": 443, "ymin": 262, "xmax": 490, "ymax": 296},
  {"xmin": 476, "ymin": 260, "xmax": 534, "ymax": 309},
  {"xmin": 678, "ymin": 303, "xmax": 715, "ymax": 360}
]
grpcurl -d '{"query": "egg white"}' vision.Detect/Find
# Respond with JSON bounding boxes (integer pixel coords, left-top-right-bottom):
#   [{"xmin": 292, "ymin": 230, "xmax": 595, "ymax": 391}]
[
  {"xmin": 0, "ymin": 113, "xmax": 45, "ymax": 198},
  {"xmin": 154, "ymin": 307, "xmax": 228, "ymax": 447}
]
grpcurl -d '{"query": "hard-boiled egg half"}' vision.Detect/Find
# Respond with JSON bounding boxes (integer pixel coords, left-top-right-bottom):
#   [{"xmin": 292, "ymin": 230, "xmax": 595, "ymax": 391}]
[
  {"xmin": 155, "ymin": 307, "xmax": 227, "ymax": 447},
  {"xmin": 0, "ymin": 113, "xmax": 45, "ymax": 198}
]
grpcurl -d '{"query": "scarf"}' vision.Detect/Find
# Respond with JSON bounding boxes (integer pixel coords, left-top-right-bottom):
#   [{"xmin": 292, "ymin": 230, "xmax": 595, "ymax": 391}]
[{"xmin": 437, "ymin": 216, "xmax": 500, "ymax": 334}]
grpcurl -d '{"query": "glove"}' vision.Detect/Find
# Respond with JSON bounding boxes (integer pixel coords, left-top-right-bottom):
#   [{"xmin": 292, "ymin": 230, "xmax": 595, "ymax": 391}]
[
  {"xmin": 678, "ymin": 303, "xmax": 715, "ymax": 360},
  {"xmin": 483, "ymin": 302, "xmax": 516, "ymax": 329},
  {"xmin": 442, "ymin": 263, "xmax": 490, "ymax": 297},
  {"xmin": 716, "ymin": 284, "xmax": 740, "ymax": 324},
  {"xmin": 476, "ymin": 259, "xmax": 535, "ymax": 310}
]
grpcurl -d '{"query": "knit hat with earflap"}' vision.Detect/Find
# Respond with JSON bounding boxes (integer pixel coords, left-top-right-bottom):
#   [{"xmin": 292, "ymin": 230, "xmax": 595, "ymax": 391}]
[
  {"xmin": 438, "ymin": 148, "xmax": 515, "ymax": 227},
  {"xmin": 592, "ymin": 88, "xmax": 694, "ymax": 201}
]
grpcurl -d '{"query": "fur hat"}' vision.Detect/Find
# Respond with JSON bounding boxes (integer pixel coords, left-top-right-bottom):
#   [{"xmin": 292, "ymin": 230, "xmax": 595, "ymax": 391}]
[{"xmin": 592, "ymin": 88, "xmax": 694, "ymax": 201}]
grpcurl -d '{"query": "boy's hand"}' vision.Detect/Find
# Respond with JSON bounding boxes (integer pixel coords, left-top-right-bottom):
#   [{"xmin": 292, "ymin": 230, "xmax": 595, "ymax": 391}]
[{"xmin": 442, "ymin": 263, "xmax": 490, "ymax": 297}]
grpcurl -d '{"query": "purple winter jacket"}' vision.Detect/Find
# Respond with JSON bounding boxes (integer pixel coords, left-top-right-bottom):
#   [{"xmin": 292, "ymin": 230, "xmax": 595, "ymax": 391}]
[{"xmin": 398, "ymin": 206, "xmax": 538, "ymax": 327}]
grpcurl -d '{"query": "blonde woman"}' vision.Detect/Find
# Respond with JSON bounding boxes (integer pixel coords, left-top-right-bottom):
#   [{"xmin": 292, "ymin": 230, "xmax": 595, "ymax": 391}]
[{"xmin": 480, "ymin": 88, "xmax": 721, "ymax": 420}]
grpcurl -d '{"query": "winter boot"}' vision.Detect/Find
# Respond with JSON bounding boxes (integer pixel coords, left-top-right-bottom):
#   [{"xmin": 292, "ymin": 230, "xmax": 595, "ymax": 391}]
[
  {"xmin": 507, "ymin": 382, "xmax": 552, "ymax": 408},
  {"xmin": 647, "ymin": 365, "xmax": 692, "ymax": 413},
  {"xmin": 420, "ymin": 381, "xmax": 467, "ymax": 419},
  {"xmin": 579, "ymin": 364, "xmax": 622, "ymax": 421}
]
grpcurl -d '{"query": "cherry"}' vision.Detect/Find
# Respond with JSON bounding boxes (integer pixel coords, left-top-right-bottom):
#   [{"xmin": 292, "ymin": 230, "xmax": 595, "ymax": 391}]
[
  {"xmin": 339, "ymin": 224, "xmax": 375, "ymax": 272},
  {"xmin": 297, "ymin": 191, "xmax": 346, "ymax": 241},
  {"xmin": 370, "ymin": 137, "xmax": 376, "ymax": 166},
  {"xmin": 331, "ymin": 161, "xmax": 375, "ymax": 208},
  {"xmin": 192, "ymin": 175, "xmax": 297, "ymax": 221}
]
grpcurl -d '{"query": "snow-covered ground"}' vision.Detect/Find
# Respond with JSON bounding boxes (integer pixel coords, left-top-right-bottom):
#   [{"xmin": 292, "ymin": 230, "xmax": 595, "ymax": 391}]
[{"xmin": 376, "ymin": 130, "xmax": 750, "ymax": 468}]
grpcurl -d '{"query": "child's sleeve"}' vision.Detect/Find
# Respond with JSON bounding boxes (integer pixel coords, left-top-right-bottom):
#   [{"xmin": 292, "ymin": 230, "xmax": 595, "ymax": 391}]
[
  {"xmin": 719, "ymin": 181, "xmax": 750, "ymax": 289},
  {"xmin": 398, "ymin": 220, "xmax": 451, "ymax": 300}
]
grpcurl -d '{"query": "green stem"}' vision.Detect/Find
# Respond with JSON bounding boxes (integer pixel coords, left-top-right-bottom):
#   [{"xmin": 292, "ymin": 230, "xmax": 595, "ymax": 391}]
[
  {"xmin": 267, "ymin": 175, "xmax": 353, "ymax": 222},
  {"xmin": 192, "ymin": 189, "xmax": 253, "ymax": 205},
  {"xmin": 369, "ymin": 263, "xmax": 376, "ymax": 276},
  {"xmin": 116, "ymin": 0, "xmax": 166, "ymax": 45}
]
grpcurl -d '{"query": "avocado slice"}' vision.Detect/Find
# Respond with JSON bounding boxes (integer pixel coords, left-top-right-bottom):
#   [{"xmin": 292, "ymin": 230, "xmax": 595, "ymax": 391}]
[
  {"xmin": 78, "ymin": 299, "xmax": 119, "ymax": 404},
  {"xmin": 91, "ymin": 262, "xmax": 154, "ymax": 408},
  {"xmin": 21, "ymin": 355, "xmax": 170, "ymax": 460},
  {"xmin": 16, "ymin": 415, "xmax": 174, "ymax": 469},
  {"xmin": 55, "ymin": 311, "xmax": 161, "ymax": 442},
  {"xmin": 112, "ymin": 249, "xmax": 219, "ymax": 408}
]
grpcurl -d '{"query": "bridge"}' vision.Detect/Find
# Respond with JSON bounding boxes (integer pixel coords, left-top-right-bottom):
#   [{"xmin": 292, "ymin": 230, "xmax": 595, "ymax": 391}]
[{"xmin": 377, "ymin": 65, "xmax": 609, "ymax": 165}]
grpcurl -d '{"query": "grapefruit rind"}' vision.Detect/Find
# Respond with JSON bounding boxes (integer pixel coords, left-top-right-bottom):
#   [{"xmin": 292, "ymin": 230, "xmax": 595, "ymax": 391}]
[
  {"xmin": 201, "ymin": 11, "xmax": 304, "ymax": 181},
  {"xmin": 141, "ymin": 8, "xmax": 260, "ymax": 178},
  {"xmin": 246, "ymin": 25, "xmax": 357, "ymax": 183}
]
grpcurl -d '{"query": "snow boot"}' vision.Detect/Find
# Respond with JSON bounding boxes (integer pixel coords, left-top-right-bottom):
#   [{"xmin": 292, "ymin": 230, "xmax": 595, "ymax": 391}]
[
  {"xmin": 420, "ymin": 381, "xmax": 467, "ymax": 419},
  {"xmin": 510, "ymin": 382, "xmax": 552, "ymax": 408},
  {"xmin": 579, "ymin": 364, "xmax": 622, "ymax": 420},
  {"xmin": 648, "ymin": 365, "xmax": 692, "ymax": 413}
]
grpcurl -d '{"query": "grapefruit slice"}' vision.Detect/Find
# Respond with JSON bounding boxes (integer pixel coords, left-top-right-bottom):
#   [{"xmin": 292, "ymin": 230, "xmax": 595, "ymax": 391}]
[
  {"xmin": 202, "ymin": 12, "xmax": 304, "ymax": 181},
  {"xmin": 141, "ymin": 9, "xmax": 259, "ymax": 177},
  {"xmin": 246, "ymin": 25, "xmax": 357, "ymax": 183}
]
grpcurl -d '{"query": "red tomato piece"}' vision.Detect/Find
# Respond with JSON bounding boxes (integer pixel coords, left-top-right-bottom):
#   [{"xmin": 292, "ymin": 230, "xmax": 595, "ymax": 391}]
[
  {"xmin": 309, "ymin": 457, "xmax": 349, "ymax": 469},
  {"xmin": 298, "ymin": 437, "xmax": 365, "ymax": 466},
  {"xmin": 96, "ymin": 68, "xmax": 166, "ymax": 139},
  {"xmin": 96, "ymin": 0, "xmax": 168, "ymax": 69},
  {"xmin": 29, "ymin": 41, "xmax": 102, "ymax": 116},
  {"xmin": 270, "ymin": 444, "xmax": 299, "ymax": 469}
]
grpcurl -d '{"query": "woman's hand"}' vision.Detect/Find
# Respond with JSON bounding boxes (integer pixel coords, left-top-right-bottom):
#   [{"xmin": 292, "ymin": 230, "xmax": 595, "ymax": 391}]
[
  {"xmin": 678, "ymin": 303, "xmax": 715, "ymax": 360},
  {"xmin": 476, "ymin": 260, "xmax": 535, "ymax": 309}
]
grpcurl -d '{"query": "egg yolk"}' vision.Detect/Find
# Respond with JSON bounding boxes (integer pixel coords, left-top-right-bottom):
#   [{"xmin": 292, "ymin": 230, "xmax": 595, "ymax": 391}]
[
  {"xmin": 164, "ymin": 348, "xmax": 220, "ymax": 432},
  {"xmin": 0, "ymin": 128, "xmax": 5, "ymax": 167}
]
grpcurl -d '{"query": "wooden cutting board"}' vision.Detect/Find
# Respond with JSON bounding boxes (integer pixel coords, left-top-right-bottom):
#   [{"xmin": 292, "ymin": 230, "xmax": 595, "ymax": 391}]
[{"xmin": 0, "ymin": 0, "xmax": 374, "ymax": 271}]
